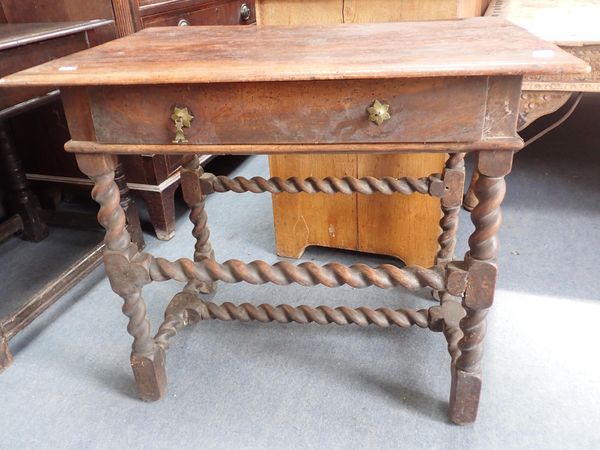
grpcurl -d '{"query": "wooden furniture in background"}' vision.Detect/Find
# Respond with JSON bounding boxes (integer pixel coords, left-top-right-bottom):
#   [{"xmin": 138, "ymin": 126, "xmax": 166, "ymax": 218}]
[
  {"xmin": 1, "ymin": 18, "xmax": 586, "ymax": 423},
  {"xmin": 0, "ymin": 20, "xmax": 145, "ymax": 371},
  {"xmin": 464, "ymin": 0, "xmax": 600, "ymax": 210},
  {"xmin": 0, "ymin": 0, "xmax": 256, "ymax": 240},
  {"xmin": 259, "ymin": 0, "xmax": 489, "ymax": 267}
]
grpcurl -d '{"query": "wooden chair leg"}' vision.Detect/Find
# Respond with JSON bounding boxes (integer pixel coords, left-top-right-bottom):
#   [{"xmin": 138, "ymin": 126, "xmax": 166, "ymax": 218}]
[
  {"xmin": 436, "ymin": 153, "xmax": 466, "ymax": 265},
  {"xmin": 432, "ymin": 153, "xmax": 465, "ymax": 301},
  {"xmin": 76, "ymin": 153, "xmax": 165, "ymax": 401},
  {"xmin": 114, "ymin": 162, "xmax": 145, "ymax": 250},
  {"xmin": 0, "ymin": 120, "xmax": 48, "ymax": 242},
  {"xmin": 449, "ymin": 151, "xmax": 512, "ymax": 425},
  {"xmin": 138, "ymin": 183, "xmax": 178, "ymax": 241},
  {"xmin": 181, "ymin": 156, "xmax": 217, "ymax": 294}
]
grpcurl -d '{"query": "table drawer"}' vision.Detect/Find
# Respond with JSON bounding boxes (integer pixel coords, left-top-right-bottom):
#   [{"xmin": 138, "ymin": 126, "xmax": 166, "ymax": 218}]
[
  {"xmin": 89, "ymin": 77, "xmax": 488, "ymax": 145},
  {"xmin": 141, "ymin": 0, "xmax": 255, "ymax": 27}
]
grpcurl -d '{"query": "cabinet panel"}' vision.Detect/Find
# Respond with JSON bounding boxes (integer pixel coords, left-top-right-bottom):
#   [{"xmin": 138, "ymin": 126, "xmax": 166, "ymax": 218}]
[{"xmin": 141, "ymin": 0, "xmax": 255, "ymax": 27}]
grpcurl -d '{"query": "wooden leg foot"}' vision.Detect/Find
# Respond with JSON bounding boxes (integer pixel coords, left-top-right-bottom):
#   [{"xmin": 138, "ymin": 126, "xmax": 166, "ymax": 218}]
[
  {"xmin": 138, "ymin": 184, "xmax": 178, "ymax": 241},
  {"xmin": 449, "ymin": 366, "xmax": 482, "ymax": 425},
  {"xmin": 131, "ymin": 347, "xmax": 167, "ymax": 402},
  {"xmin": 0, "ymin": 121, "xmax": 48, "ymax": 242},
  {"xmin": 0, "ymin": 333, "xmax": 13, "ymax": 372}
]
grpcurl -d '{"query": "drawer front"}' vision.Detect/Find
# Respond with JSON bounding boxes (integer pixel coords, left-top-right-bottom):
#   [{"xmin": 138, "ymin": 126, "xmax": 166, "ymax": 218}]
[
  {"xmin": 141, "ymin": 0, "xmax": 255, "ymax": 27},
  {"xmin": 89, "ymin": 77, "xmax": 488, "ymax": 145}
]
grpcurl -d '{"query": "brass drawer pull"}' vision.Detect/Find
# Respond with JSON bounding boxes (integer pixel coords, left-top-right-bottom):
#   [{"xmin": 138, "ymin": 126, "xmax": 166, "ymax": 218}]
[
  {"xmin": 240, "ymin": 3, "xmax": 252, "ymax": 21},
  {"xmin": 178, "ymin": 19, "xmax": 190, "ymax": 27},
  {"xmin": 368, "ymin": 100, "xmax": 391, "ymax": 126},
  {"xmin": 171, "ymin": 106, "xmax": 194, "ymax": 143}
]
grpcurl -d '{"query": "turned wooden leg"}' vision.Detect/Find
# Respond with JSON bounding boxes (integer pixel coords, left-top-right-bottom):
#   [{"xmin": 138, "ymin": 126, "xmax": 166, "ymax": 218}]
[
  {"xmin": 431, "ymin": 153, "xmax": 465, "ymax": 301},
  {"xmin": 463, "ymin": 169, "xmax": 479, "ymax": 212},
  {"xmin": 0, "ymin": 120, "xmax": 48, "ymax": 242},
  {"xmin": 180, "ymin": 155, "xmax": 217, "ymax": 294},
  {"xmin": 449, "ymin": 151, "xmax": 512, "ymax": 425},
  {"xmin": 436, "ymin": 153, "xmax": 466, "ymax": 265},
  {"xmin": 76, "ymin": 153, "xmax": 165, "ymax": 401},
  {"xmin": 138, "ymin": 183, "xmax": 178, "ymax": 241},
  {"xmin": 114, "ymin": 162, "xmax": 145, "ymax": 250}
]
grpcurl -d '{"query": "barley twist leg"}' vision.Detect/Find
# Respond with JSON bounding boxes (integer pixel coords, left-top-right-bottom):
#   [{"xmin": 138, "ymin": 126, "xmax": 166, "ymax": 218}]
[
  {"xmin": 432, "ymin": 153, "xmax": 466, "ymax": 302},
  {"xmin": 181, "ymin": 155, "xmax": 217, "ymax": 294},
  {"xmin": 76, "ymin": 154, "xmax": 166, "ymax": 402},
  {"xmin": 449, "ymin": 151, "xmax": 512, "ymax": 425},
  {"xmin": 436, "ymin": 153, "xmax": 465, "ymax": 265}
]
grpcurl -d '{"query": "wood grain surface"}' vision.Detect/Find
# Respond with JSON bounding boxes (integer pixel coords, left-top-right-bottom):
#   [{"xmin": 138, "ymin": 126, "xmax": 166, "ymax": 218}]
[
  {"xmin": 0, "ymin": 18, "xmax": 588, "ymax": 87},
  {"xmin": 0, "ymin": 20, "xmax": 111, "ymax": 50},
  {"xmin": 63, "ymin": 138, "xmax": 523, "ymax": 155},
  {"xmin": 0, "ymin": 21, "xmax": 111, "ymax": 109},
  {"xmin": 257, "ymin": 0, "xmax": 490, "ymax": 24},
  {"xmin": 0, "ymin": 0, "xmax": 117, "ymax": 42},
  {"xmin": 87, "ymin": 77, "xmax": 488, "ymax": 145}
]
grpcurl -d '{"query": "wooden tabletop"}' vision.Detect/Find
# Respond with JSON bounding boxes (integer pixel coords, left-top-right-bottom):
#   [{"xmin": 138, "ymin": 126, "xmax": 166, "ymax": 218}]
[
  {"xmin": 0, "ymin": 17, "xmax": 589, "ymax": 88},
  {"xmin": 0, "ymin": 20, "xmax": 112, "ymax": 51},
  {"xmin": 486, "ymin": 0, "xmax": 600, "ymax": 46}
]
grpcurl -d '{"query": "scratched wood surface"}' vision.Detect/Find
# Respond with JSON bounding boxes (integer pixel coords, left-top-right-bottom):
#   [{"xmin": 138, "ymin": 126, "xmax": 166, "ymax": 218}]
[
  {"xmin": 86, "ymin": 78, "xmax": 488, "ymax": 144},
  {"xmin": 0, "ymin": 18, "xmax": 587, "ymax": 87}
]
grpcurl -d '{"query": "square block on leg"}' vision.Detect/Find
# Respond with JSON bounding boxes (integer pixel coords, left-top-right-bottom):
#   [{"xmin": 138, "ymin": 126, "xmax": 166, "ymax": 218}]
[
  {"xmin": 449, "ymin": 366, "xmax": 482, "ymax": 425},
  {"xmin": 131, "ymin": 347, "xmax": 167, "ymax": 402}
]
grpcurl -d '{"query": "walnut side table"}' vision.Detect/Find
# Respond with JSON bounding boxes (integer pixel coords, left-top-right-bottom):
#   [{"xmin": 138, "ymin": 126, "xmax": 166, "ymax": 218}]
[{"xmin": 0, "ymin": 18, "xmax": 588, "ymax": 424}]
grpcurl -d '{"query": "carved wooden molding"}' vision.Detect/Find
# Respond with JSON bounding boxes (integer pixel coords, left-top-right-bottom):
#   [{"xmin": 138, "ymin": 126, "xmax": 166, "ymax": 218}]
[
  {"xmin": 518, "ymin": 91, "xmax": 572, "ymax": 130},
  {"xmin": 524, "ymin": 45, "xmax": 600, "ymax": 92}
]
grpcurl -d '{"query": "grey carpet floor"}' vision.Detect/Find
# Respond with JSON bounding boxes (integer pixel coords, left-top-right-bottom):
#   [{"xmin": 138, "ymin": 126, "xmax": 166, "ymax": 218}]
[{"xmin": 1, "ymin": 95, "xmax": 599, "ymax": 449}]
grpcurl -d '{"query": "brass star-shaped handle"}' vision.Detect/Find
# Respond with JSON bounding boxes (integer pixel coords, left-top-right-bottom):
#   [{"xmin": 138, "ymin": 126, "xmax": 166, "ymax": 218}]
[
  {"xmin": 171, "ymin": 106, "xmax": 194, "ymax": 144},
  {"xmin": 367, "ymin": 100, "xmax": 391, "ymax": 126}
]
